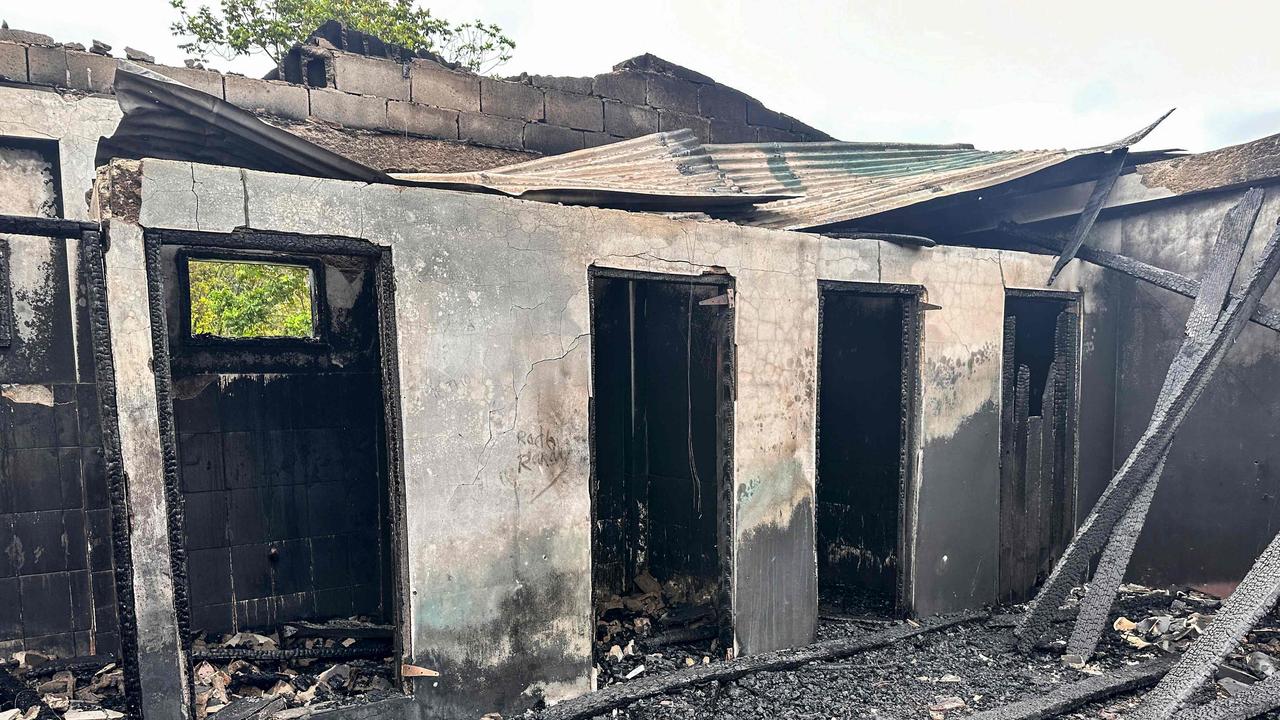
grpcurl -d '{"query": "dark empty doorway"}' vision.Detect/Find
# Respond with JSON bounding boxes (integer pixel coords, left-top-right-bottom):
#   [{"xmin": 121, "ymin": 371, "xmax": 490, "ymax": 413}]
[
  {"xmin": 816, "ymin": 282, "xmax": 920, "ymax": 616},
  {"xmin": 589, "ymin": 268, "xmax": 735, "ymax": 665},
  {"xmin": 998, "ymin": 290, "xmax": 1080, "ymax": 604},
  {"xmin": 153, "ymin": 235, "xmax": 404, "ymax": 712}
]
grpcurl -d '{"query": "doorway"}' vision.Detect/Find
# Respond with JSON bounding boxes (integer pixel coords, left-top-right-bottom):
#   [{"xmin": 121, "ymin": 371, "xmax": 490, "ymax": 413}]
[
  {"xmin": 815, "ymin": 282, "xmax": 921, "ymax": 617},
  {"xmin": 589, "ymin": 268, "xmax": 735, "ymax": 667},
  {"xmin": 998, "ymin": 290, "xmax": 1081, "ymax": 604}
]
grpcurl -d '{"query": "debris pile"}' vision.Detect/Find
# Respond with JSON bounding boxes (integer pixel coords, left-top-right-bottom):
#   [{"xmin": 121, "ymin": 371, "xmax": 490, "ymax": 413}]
[
  {"xmin": 594, "ymin": 573, "xmax": 722, "ymax": 686},
  {"xmin": 1094, "ymin": 583, "xmax": 1220, "ymax": 658},
  {"xmin": 188, "ymin": 618, "xmax": 398, "ymax": 720},
  {"xmin": 6, "ymin": 651, "xmax": 125, "ymax": 720}
]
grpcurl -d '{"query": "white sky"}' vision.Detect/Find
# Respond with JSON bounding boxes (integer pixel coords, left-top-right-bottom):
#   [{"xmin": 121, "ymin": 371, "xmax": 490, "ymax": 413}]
[{"xmin": 8, "ymin": 0, "xmax": 1280, "ymax": 152}]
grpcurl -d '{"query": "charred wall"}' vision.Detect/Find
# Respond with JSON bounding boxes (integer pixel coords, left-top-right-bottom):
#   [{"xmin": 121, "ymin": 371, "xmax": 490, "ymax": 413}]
[
  {"xmin": 157, "ymin": 246, "xmax": 393, "ymax": 634},
  {"xmin": 109, "ymin": 158, "xmax": 1105, "ymax": 718},
  {"xmin": 0, "ymin": 139, "xmax": 120, "ymax": 659},
  {"xmin": 1104, "ymin": 188, "xmax": 1280, "ymax": 594}
]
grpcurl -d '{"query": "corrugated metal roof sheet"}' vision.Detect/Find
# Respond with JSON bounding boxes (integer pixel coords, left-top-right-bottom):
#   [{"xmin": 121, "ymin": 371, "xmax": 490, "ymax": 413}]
[
  {"xmin": 392, "ymin": 130, "xmax": 796, "ymax": 209},
  {"xmin": 393, "ymin": 113, "xmax": 1170, "ymax": 230}
]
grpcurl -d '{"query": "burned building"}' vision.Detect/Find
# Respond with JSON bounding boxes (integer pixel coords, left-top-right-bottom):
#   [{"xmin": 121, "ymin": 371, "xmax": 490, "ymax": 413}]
[{"xmin": 4, "ymin": 20, "xmax": 1280, "ymax": 720}]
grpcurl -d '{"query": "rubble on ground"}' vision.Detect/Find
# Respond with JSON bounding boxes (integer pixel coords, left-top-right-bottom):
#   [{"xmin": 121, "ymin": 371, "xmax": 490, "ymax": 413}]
[
  {"xmin": 6, "ymin": 651, "xmax": 125, "ymax": 720},
  {"xmin": 188, "ymin": 617, "xmax": 398, "ymax": 720},
  {"xmin": 594, "ymin": 573, "xmax": 724, "ymax": 687}
]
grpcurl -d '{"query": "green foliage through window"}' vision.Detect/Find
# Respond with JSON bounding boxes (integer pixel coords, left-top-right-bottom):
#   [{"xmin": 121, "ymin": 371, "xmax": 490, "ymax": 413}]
[{"xmin": 188, "ymin": 259, "xmax": 315, "ymax": 338}]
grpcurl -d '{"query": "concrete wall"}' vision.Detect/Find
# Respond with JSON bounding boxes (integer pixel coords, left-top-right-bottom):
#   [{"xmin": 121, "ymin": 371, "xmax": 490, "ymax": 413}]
[
  {"xmin": 1, "ymin": 34, "xmax": 829, "ymax": 159},
  {"xmin": 95, "ymin": 158, "xmax": 1105, "ymax": 718},
  {"xmin": 1089, "ymin": 186, "xmax": 1280, "ymax": 596}
]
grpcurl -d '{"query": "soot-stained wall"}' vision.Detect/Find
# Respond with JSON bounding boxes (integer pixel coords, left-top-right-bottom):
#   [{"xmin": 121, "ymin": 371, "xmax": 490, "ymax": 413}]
[
  {"xmin": 0, "ymin": 140, "xmax": 120, "ymax": 658},
  {"xmin": 105, "ymin": 158, "xmax": 1104, "ymax": 719},
  {"xmin": 160, "ymin": 248, "xmax": 393, "ymax": 634},
  {"xmin": 1100, "ymin": 188, "xmax": 1280, "ymax": 595}
]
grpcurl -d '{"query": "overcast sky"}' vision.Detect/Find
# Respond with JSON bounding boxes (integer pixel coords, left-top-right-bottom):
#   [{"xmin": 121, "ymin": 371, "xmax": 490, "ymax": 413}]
[{"xmin": 8, "ymin": 0, "xmax": 1279, "ymax": 152}]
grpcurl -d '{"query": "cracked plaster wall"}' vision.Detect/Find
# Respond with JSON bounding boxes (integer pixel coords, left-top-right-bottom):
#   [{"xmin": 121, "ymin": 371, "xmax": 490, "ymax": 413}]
[{"xmin": 105, "ymin": 158, "xmax": 1098, "ymax": 718}]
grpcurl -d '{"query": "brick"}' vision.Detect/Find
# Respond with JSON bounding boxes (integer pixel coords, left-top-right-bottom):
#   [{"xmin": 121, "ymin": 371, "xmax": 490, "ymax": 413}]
[
  {"xmin": 603, "ymin": 101, "xmax": 658, "ymax": 137},
  {"xmin": 224, "ymin": 75, "xmax": 309, "ymax": 119},
  {"xmin": 409, "ymin": 59, "xmax": 479, "ymax": 112},
  {"xmin": 592, "ymin": 71, "xmax": 647, "ymax": 105},
  {"xmin": 481, "ymin": 78, "xmax": 543, "ymax": 121},
  {"xmin": 710, "ymin": 120, "xmax": 757, "ymax": 144},
  {"xmin": 308, "ymin": 88, "xmax": 387, "ymax": 130},
  {"xmin": 584, "ymin": 132, "xmax": 622, "ymax": 148},
  {"xmin": 699, "ymin": 83, "xmax": 748, "ymax": 123},
  {"xmin": 658, "ymin": 110, "xmax": 711, "ymax": 142},
  {"xmin": 646, "ymin": 74, "xmax": 699, "ymax": 114},
  {"xmin": 545, "ymin": 89, "xmax": 603, "ymax": 132},
  {"xmin": 531, "ymin": 74, "xmax": 592, "ymax": 95},
  {"xmin": 460, "ymin": 112, "xmax": 525, "ymax": 150},
  {"xmin": 332, "ymin": 52, "xmax": 409, "ymax": 100},
  {"xmin": 524, "ymin": 123, "xmax": 584, "ymax": 155},
  {"xmin": 27, "ymin": 45, "xmax": 67, "ymax": 86},
  {"xmin": 65, "ymin": 50, "xmax": 116, "ymax": 94},
  {"xmin": 756, "ymin": 126, "xmax": 805, "ymax": 143},
  {"xmin": 0, "ymin": 42, "xmax": 26, "ymax": 83},
  {"xmin": 141, "ymin": 63, "xmax": 224, "ymax": 98},
  {"xmin": 747, "ymin": 101, "xmax": 790, "ymax": 130},
  {"xmin": 387, "ymin": 100, "xmax": 458, "ymax": 139}
]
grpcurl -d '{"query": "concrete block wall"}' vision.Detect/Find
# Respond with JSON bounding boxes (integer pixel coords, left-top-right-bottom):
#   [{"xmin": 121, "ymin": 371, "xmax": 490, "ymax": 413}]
[{"xmin": 0, "ymin": 35, "xmax": 833, "ymax": 159}]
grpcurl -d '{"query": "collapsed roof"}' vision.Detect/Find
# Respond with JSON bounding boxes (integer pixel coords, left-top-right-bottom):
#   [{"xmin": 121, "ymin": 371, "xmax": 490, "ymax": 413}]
[{"xmin": 99, "ymin": 63, "xmax": 1171, "ymax": 230}]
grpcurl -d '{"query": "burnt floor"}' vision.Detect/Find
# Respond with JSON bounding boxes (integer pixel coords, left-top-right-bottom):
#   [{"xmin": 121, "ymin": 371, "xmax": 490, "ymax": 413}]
[{"xmin": 572, "ymin": 587, "xmax": 1275, "ymax": 720}]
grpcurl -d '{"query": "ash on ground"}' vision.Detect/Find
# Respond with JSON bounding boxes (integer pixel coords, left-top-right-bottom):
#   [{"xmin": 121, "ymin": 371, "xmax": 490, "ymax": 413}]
[{"xmin": 555, "ymin": 583, "xmax": 1280, "ymax": 720}]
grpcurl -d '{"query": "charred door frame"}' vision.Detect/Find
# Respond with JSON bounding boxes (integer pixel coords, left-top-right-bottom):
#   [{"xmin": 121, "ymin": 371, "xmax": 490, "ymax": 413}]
[
  {"xmin": 815, "ymin": 280, "xmax": 923, "ymax": 615},
  {"xmin": 586, "ymin": 265, "xmax": 738, "ymax": 653},
  {"xmin": 997, "ymin": 287, "xmax": 1082, "ymax": 604},
  {"xmin": 141, "ymin": 227, "xmax": 414, "ymax": 704},
  {"xmin": 0, "ymin": 214, "xmax": 147, "ymax": 717}
]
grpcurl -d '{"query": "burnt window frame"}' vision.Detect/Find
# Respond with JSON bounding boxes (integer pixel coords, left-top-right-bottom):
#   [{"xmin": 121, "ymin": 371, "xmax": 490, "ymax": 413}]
[{"xmin": 177, "ymin": 248, "xmax": 329, "ymax": 349}]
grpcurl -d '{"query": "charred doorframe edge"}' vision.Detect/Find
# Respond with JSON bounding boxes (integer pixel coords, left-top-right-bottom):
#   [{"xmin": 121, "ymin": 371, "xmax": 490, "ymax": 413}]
[
  {"xmin": 81, "ymin": 226, "xmax": 147, "ymax": 720},
  {"xmin": 142, "ymin": 227, "xmax": 413, "ymax": 695},
  {"xmin": 814, "ymin": 280, "xmax": 924, "ymax": 615},
  {"xmin": 1003, "ymin": 287, "xmax": 1084, "ymax": 538},
  {"xmin": 586, "ymin": 265, "xmax": 738, "ymax": 653},
  {"xmin": 0, "ymin": 237, "xmax": 11, "ymax": 348}
]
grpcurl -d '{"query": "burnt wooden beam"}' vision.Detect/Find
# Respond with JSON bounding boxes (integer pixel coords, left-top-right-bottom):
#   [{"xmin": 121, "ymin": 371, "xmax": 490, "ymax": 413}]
[
  {"xmin": 1063, "ymin": 188, "xmax": 1265, "ymax": 662},
  {"xmin": 998, "ymin": 220, "xmax": 1280, "ymax": 334},
  {"xmin": 1046, "ymin": 148, "xmax": 1128, "ymax": 286},
  {"xmin": 191, "ymin": 646, "xmax": 390, "ymax": 662},
  {"xmin": 964, "ymin": 656, "xmax": 1176, "ymax": 720},
  {"xmin": 538, "ymin": 611, "xmax": 987, "ymax": 720},
  {"xmin": 0, "ymin": 214, "xmax": 99, "ymax": 238},
  {"xmin": 1016, "ymin": 204, "xmax": 1280, "ymax": 652},
  {"xmin": 1132, "ymin": 529, "xmax": 1280, "ymax": 719}
]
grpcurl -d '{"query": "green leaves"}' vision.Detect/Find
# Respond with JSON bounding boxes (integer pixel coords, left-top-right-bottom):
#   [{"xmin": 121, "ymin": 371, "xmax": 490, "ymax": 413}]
[
  {"xmin": 168, "ymin": 0, "xmax": 515, "ymax": 73},
  {"xmin": 188, "ymin": 259, "xmax": 314, "ymax": 339}
]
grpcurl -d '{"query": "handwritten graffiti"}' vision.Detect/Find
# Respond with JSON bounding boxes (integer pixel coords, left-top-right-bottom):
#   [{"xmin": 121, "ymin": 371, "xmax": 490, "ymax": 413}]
[{"xmin": 516, "ymin": 427, "xmax": 571, "ymax": 474}]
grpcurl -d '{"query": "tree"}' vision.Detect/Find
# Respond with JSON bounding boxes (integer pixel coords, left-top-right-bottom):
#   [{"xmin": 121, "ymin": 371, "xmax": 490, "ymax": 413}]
[
  {"xmin": 169, "ymin": 0, "xmax": 515, "ymax": 74},
  {"xmin": 188, "ymin": 260, "xmax": 314, "ymax": 338}
]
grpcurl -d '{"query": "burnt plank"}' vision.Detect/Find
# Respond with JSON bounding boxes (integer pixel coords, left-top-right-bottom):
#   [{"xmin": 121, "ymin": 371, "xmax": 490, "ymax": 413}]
[{"xmin": 1047, "ymin": 148, "xmax": 1128, "ymax": 286}]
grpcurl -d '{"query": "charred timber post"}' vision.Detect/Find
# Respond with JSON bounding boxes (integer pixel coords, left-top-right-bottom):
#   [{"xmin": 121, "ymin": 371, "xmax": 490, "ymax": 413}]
[
  {"xmin": 1063, "ymin": 188, "xmax": 1264, "ymax": 662},
  {"xmin": 1047, "ymin": 148, "xmax": 1129, "ymax": 286},
  {"xmin": 1015, "ymin": 206, "xmax": 1280, "ymax": 652},
  {"xmin": 1131, "ymin": 529, "xmax": 1280, "ymax": 719},
  {"xmin": 538, "ymin": 612, "xmax": 987, "ymax": 720},
  {"xmin": 998, "ymin": 221, "xmax": 1280, "ymax": 334}
]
